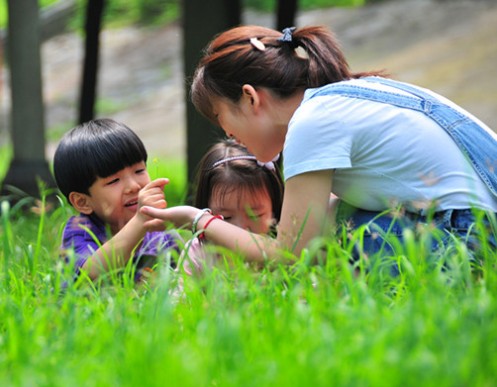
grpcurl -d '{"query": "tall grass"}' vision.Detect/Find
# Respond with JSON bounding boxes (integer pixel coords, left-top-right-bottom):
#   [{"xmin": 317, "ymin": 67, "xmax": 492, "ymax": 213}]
[{"xmin": 1, "ymin": 185, "xmax": 497, "ymax": 385}]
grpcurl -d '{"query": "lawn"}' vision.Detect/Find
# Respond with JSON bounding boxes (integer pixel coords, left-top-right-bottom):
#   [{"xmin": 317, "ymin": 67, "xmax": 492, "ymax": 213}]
[{"xmin": 1, "ymin": 158, "xmax": 497, "ymax": 385}]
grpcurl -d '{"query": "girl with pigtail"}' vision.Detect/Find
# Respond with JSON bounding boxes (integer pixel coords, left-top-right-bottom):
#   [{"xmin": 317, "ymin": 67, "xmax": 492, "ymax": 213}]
[{"xmin": 144, "ymin": 25, "xmax": 497, "ymax": 269}]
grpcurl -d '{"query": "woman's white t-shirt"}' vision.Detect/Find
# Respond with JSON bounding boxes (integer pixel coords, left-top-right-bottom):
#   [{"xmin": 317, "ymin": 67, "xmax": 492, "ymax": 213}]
[{"xmin": 283, "ymin": 79, "xmax": 497, "ymax": 213}]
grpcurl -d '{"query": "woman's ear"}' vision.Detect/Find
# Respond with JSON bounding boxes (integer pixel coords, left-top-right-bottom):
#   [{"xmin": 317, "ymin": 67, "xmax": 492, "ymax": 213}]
[
  {"xmin": 241, "ymin": 84, "xmax": 260, "ymax": 111},
  {"xmin": 69, "ymin": 192, "xmax": 93, "ymax": 214}
]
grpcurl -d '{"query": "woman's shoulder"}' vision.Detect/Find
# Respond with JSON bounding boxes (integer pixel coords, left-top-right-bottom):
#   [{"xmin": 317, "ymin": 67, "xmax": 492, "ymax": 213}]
[
  {"xmin": 303, "ymin": 78, "xmax": 395, "ymax": 101},
  {"xmin": 293, "ymin": 80, "xmax": 374, "ymax": 127}
]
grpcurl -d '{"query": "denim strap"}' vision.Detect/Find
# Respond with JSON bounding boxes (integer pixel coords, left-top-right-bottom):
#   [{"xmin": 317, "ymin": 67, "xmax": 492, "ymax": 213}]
[{"xmin": 307, "ymin": 77, "xmax": 497, "ymax": 197}]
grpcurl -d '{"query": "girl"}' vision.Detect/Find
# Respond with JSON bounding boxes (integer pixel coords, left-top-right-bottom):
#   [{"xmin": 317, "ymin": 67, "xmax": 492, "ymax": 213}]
[
  {"xmin": 181, "ymin": 139, "xmax": 283, "ymax": 274},
  {"xmin": 142, "ymin": 25, "xmax": 497, "ymax": 265}
]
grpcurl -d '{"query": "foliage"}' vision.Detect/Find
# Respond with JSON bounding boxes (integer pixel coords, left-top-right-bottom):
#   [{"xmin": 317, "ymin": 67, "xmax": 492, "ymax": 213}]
[
  {"xmin": 70, "ymin": 0, "xmax": 180, "ymax": 29},
  {"xmin": 70, "ymin": 0, "xmax": 365, "ymax": 29},
  {"xmin": 244, "ymin": 0, "xmax": 365, "ymax": 12},
  {"xmin": 0, "ymin": 0, "xmax": 60, "ymax": 29},
  {"xmin": 0, "ymin": 190, "xmax": 496, "ymax": 385},
  {"xmin": 0, "ymin": 0, "xmax": 179, "ymax": 30},
  {"xmin": 0, "ymin": 0, "xmax": 368, "ymax": 30}
]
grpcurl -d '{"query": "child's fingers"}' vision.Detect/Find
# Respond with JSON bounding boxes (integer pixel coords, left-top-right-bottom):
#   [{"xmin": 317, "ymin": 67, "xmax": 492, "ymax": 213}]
[
  {"xmin": 141, "ymin": 191, "xmax": 167, "ymax": 208},
  {"xmin": 147, "ymin": 197, "xmax": 167, "ymax": 209},
  {"xmin": 139, "ymin": 178, "xmax": 168, "ymax": 206},
  {"xmin": 145, "ymin": 178, "xmax": 169, "ymax": 191},
  {"xmin": 140, "ymin": 179, "xmax": 167, "ymax": 199}
]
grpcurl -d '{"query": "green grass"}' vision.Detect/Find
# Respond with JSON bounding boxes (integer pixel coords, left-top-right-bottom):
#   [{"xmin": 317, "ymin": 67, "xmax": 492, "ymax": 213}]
[{"xmin": 1, "ymin": 184, "xmax": 497, "ymax": 385}]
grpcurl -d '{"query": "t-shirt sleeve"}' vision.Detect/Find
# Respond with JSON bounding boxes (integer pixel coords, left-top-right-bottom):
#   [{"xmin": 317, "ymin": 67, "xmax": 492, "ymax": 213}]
[
  {"xmin": 136, "ymin": 230, "xmax": 183, "ymax": 270},
  {"xmin": 60, "ymin": 216, "xmax": 102, "ymax": 271},
  {"xmin": 283, "ymin": 96, "xmax": 353, "ymax": 181},
  {"xmin": 137, "ymin": 230, "xmax": 182, "ymax": 260}
]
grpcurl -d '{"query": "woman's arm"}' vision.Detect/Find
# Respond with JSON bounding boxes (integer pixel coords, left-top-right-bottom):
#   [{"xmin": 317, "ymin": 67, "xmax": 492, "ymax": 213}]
[
  {"xmin": 141, "ymin": 170, "xmax": 334, "ymax": 263},
  {"xmin": 277, "ymin": 169, "xmax": 334, "ymax": 255}
]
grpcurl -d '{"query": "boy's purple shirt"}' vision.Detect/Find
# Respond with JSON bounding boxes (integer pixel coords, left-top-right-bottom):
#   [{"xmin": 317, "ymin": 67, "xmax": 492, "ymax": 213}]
[{"xmin": 60, "ymin": 213, "xmax": 180, "ymax": 280}]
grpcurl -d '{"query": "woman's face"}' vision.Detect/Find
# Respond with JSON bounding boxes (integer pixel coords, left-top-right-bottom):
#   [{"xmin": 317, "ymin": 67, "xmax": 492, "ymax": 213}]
[
  {"xmin": 212, "ymin": 96, "xmax": 284, "ymax": 163},
  {"xmin": 209, "ymin": 185, "xmax": 274, "ymax": 234}
]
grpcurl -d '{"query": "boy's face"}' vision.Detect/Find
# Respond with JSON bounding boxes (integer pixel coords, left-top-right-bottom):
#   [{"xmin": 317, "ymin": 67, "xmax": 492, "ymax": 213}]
[
  {"xmin": 85, "ymin": 162, "xmax": 150, "ymax": 234},
  {"xmin": 209, "ymin": 186, "xmax": 274, "ymax": 234}
]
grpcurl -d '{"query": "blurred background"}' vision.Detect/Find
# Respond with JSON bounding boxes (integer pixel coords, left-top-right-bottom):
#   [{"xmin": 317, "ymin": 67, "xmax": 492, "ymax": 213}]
[{"xmin": 0, "ymin": 0, "xmax": 496, "ymax": 198}]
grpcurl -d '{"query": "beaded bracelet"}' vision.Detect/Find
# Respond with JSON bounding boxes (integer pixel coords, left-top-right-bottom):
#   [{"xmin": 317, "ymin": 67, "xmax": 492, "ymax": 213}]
[
  {"xmin": 192, "ymin": 208, "xmax": 212, "ymax": 235},
  {"xmin": 198, "ymin": 214, "xmax": 224, "ymax": 241}
]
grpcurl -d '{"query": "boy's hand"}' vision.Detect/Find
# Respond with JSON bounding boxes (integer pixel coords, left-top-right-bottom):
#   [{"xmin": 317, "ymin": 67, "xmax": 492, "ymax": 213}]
[
  {"xmin": 137, "ymin": 178, "xmax": 169, "ymax": 231},
  {"xmin": 139, "ymin": 178, "xmax": 169, "ymax": 209}
]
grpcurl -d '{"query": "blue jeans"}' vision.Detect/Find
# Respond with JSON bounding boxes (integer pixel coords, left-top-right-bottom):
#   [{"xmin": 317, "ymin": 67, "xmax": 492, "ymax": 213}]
[{"xmin": 337, "ymin": 203, "xmax": 497, "ymax": 274}]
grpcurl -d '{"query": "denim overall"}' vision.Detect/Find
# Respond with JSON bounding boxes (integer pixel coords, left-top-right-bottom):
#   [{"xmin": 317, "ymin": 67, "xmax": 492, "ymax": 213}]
[{"xmin": 308, "ymin": 77, "xmax": 497, "ymax": 266}]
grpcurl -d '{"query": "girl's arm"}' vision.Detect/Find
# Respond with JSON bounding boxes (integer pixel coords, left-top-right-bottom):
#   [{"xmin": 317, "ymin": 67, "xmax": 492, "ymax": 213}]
[{"xmin": 141, "ymin": 171, "xmax": 333, "ymax": 263}]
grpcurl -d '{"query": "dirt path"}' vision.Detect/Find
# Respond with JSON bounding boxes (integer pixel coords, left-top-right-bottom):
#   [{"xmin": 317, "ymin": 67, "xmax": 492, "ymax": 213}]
[{"xmin": 2, "ymin": 0, "xmax": 496, "ymax": 160}]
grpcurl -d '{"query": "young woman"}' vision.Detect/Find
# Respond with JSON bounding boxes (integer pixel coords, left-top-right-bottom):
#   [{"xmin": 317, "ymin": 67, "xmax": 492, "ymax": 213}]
[{"xmin": 142, "ymin": 25, "xmax": 497, "ymax": 264}]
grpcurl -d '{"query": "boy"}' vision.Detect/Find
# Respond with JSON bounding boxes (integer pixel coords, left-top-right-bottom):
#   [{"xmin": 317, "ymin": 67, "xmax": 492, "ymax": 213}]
[{"xmin": 53, "ymin": 118, "xmax": 180, "ymax": 282}]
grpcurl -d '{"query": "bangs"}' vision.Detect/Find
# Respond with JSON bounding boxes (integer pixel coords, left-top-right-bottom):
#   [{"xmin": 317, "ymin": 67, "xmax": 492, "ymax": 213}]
[
  {"xmin": 84, "ymin": 130, "xmax": 147, "ymax": 178},
  {"xmin": 212, "ymin": 180, "xmax": 270, "ymax": 208},
  {"xmin": 211, "ymin": 169, "xmax": 270, "ymax": 202}
]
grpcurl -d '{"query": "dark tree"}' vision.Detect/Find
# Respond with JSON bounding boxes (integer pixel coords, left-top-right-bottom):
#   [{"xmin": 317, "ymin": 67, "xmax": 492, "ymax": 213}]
[
  {"xmin": 1, "ymin": 0, "xmax": 55, "ymax": 204},
  {"xmin": 78, "ymin": 0, "xmax": 106, "ymax": 124},
  {"xmin": 276, "ymin": 0, "xmax": 298, "ymax": 31},
  {"xmin": 183, "ymin": 0, "xmax": 241, "ymax": 201}
]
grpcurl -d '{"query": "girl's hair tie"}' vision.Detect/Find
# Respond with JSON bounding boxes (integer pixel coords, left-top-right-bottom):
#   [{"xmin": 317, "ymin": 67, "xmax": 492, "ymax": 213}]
[{"xmin": 278, "ymin": 27, "xmax": 296, "ymax": 43}]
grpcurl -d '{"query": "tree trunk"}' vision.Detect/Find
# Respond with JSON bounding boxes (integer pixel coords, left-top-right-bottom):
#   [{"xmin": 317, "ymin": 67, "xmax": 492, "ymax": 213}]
[
  {"xmin": 78, "ymin": 0, "xmax": 105, "ymax": 124},
  {"xmin": 183, "ymin": 0, "xmax": 241, "ymax": 202},
  {"xmin": 276, "ymin": 0, "xmax": 298, "ymax": 31},
  {"xmin": 1, "ymin": 0, "xmax": 55, "ymax": 204}
]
